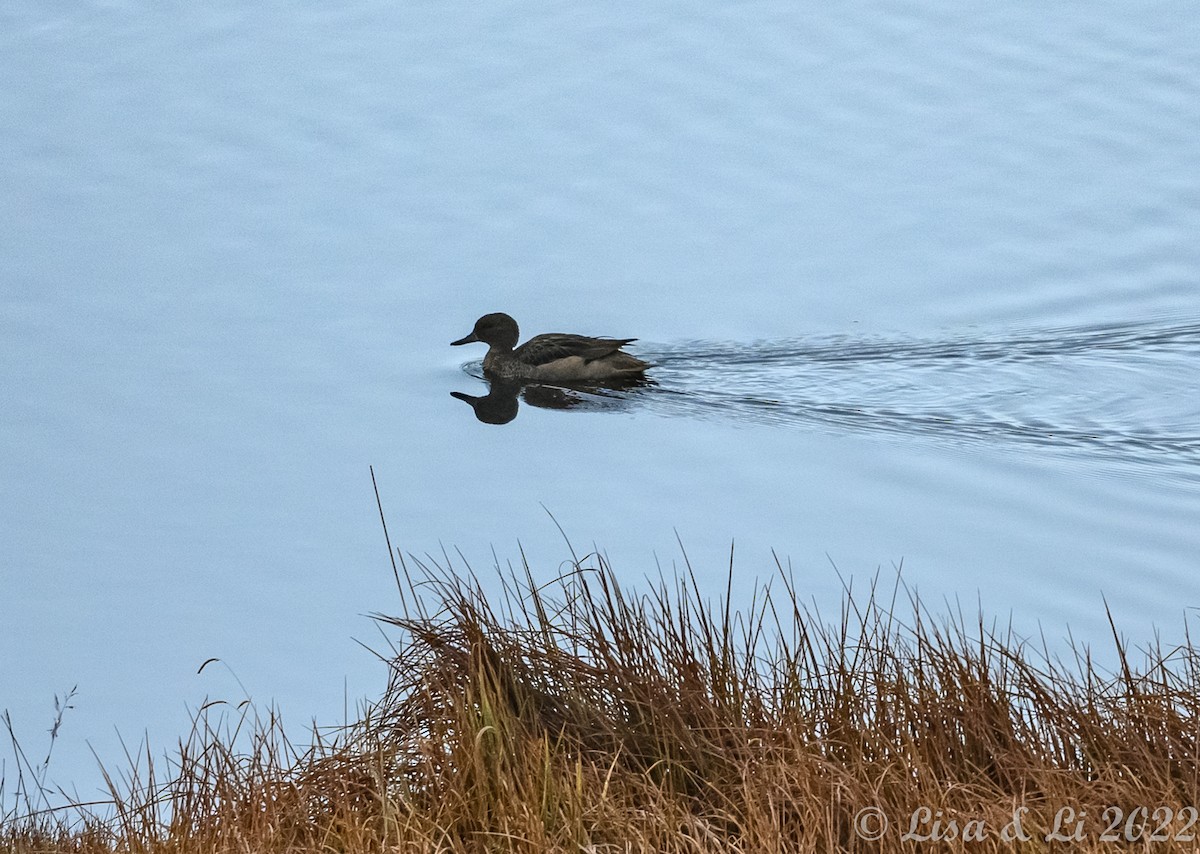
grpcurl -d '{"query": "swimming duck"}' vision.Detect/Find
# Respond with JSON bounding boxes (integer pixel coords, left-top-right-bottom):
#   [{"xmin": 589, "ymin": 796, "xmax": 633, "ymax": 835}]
[{"xmin": 451, "ymin": 312, "xmax": 650, "ymax": 383}]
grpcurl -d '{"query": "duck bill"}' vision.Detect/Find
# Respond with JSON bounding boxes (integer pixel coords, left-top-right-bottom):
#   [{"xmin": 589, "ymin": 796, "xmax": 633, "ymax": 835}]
[{"xmin": 450, "ymin": 331, "xmax": 479, "ymax": 346}]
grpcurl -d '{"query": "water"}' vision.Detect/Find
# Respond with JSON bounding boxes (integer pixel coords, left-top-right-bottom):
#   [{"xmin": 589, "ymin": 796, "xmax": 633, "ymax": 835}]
[
  {"xmin": 643, "ymin": 321, "xmax": 1200, "ymax": 462},
  {"xmin": 2, "ymin": 1, "xmax": 1199, "ymax": 806}
]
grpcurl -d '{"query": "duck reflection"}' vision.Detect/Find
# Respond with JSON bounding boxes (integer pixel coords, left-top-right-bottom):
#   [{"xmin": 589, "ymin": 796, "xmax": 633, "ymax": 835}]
[{"xmin": 451, "ymin": 376, "xmax": 650, "ymax": 425}]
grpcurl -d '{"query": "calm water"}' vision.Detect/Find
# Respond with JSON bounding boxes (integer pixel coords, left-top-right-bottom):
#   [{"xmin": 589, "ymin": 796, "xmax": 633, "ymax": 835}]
[{"xmin": 3, "ymin": 2, "xmax": 1199, "ymax": 804}]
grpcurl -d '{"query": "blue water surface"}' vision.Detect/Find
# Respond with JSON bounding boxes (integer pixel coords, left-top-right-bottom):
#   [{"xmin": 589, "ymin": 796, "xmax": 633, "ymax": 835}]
[{"xmin": 2, "ymin": 1, "xmax": 1199, "ymax": 805}]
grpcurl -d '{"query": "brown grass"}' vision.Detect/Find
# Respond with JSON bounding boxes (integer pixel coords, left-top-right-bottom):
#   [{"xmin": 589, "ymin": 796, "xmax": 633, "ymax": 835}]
[{"xmin": 4, "ymin": 549, "xmax": 1199, "ymax": 853}]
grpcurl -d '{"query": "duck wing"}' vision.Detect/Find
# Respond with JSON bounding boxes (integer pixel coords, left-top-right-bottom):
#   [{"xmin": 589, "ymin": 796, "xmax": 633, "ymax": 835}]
[{"xmin": 514, "ymin": 333, "xmax": 638, "ymax": 366}]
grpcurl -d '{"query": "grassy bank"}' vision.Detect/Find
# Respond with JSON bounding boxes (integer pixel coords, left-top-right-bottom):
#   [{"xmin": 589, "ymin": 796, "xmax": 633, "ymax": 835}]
[{"xmin": 4, "ymin": 551, "xmax": 1199, "ymax": 853}]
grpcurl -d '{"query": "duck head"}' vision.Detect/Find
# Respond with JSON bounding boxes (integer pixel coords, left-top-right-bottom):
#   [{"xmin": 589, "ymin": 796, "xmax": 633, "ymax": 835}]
[{"xmin": 451, "ymin": 312, "xmax": 520, "ymax": 351}]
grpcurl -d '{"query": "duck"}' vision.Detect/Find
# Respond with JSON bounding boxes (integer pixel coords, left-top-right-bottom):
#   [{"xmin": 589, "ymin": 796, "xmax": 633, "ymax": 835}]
[{"xmin": 451, "ymin": 312, "xmax": 650, "ymax": 383}]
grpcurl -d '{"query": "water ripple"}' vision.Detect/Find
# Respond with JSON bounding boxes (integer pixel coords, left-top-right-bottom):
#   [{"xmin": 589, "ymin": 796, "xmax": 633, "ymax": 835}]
[
  {"xmin": 649, "ymin": 319, "xmax": 1200, "ymax": 366},
  {"xmin": 636, "ymin": 319, "xmax": 1200, "ymax": 469}
]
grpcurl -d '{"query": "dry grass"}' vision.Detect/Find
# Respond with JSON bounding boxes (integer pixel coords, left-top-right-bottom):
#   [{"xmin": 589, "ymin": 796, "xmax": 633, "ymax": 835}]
[{"xmin": 4, "ymin": 549, "xmax": 1199, "ymax": 853}]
